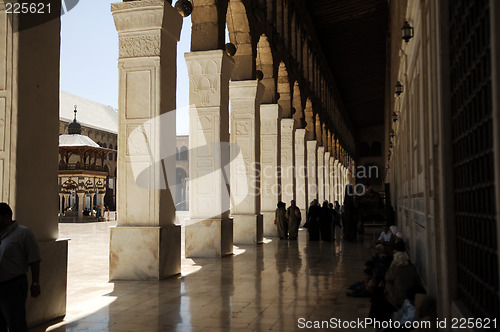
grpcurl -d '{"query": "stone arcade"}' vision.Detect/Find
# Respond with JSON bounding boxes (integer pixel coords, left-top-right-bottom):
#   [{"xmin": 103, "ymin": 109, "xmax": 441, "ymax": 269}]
[{"xmin": 1, "ymin": 0, "xmax": 499, "ymax": 327}]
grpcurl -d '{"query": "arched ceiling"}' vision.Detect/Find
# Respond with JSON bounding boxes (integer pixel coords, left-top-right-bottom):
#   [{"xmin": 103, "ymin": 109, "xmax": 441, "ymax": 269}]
[{"xmin": 304, "ymin": 0, "xmax": 388, "ymax": 130}]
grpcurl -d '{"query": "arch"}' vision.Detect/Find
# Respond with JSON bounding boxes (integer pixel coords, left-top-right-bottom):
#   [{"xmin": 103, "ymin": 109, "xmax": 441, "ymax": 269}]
[
  {"xmin": 304, "ymin": 98, "xmax": 314, "ymax": 140},
  {"xmin": 359, "ymin": 142, "xmax": 370, "ymax": 157},
  {"xmin": 277, "ymin": 61, "xmax": 291, "ymax": 117},
  {"xmin": 226, "ymin": 0, "xmax": 254, "ymax": 80},
  {"xmin": 180, "ymin": 146, "xmax": 188, "ymax": 160},
  {"xmin": 175, "ymin": 167, "xmax": 188, "ymax": 211},
  {"xmin": 321, "ymin": 123, "xmax": 327, "ymax": 150},
  {"xmin": 266, "ymin": 0, "xmax": 273, "ymax": 21},
  {"xmin": 371, "ymin": 141, "xmax": 382, "ymax": 156},
  {"xmin": 292, "ymin": 81, "xmax": 304, "ymax": 128},
  {"xmin": 283, "ymin": 0, "xmax": 290, "ymax": 48},
  {"xmin": 291, "ymin": 14, "xmax": 297, "ymax": 61},
  {"xmin": 256, "ymin": 34, "xmax": 275, "ymax": 103},
  {"xmin": 315, "ymin": 114, "xmax": 322, "ymax": 145},
  {"xmin": 191, "ymin": 0, "xmax": 227, "ymax": 51}
]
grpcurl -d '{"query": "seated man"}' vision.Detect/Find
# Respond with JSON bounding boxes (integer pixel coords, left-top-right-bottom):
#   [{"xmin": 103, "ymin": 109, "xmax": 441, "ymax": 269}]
[{"xmin": 377, "ymin": 226, "xmax": 393, "ymax": 244}]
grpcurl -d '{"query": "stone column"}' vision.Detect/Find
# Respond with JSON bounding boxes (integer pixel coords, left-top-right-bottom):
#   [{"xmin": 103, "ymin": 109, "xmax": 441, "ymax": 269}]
[
  {"xmin": 317, "ymin": 146, "xmax": 325, "ymax": 202},
  {"xmin": 334, "ymin": 160, "xmax": 340, "ymax": 203},
  {"xmin": 59, "ymin": 194, "xmax": 63, "ymax": 213},
  {"xmin": 110, "ymin": 0, "xmax": 182, "ymax": 279},
  {"xmin": 341, "ymin": 165, "xmax": 346, "ymax": 202},
  {"xmin": 281, "ymin": 118, "xmax": 295, "ymax": 204},
  {"xmin": 184, "ymin": 50, "xmax": 234, "ymax": 257},
  {"xmin": 294, "ymin": 129, "xmax": 307, "ymax": 217},
  {"xmin": 90, "ymin": 193, "xmax": 94, "ymax": 213},
  {"xmin": 324, "ymin": 152, "xmax": 331, "ymax": 202},
  {"xmin": 329, "ymin": 156, "xmax": 335, "ymax": 204},
  {"xmin": 260, "ymin": 104, "xmax": 281, "ymax": 237},
  {"xmin": 2, "ymin": 2, "xmax": 69, "ymax": 325},
  {"xmin": 99, "ymin": 193, "xmax": 105, "ymax": 216},
  {"xmin": 64, "ymin": 194, "xmax": 70, "ymax": 211},
  {"xmin": 77, "ymin": 193, "xmax": 85, "ymax": 220},
  {"xmin": 230, "ymin": 80, "xmax": 264, "ymax": 244},
  {"xmin": 307, "ymin": 141, "xmax": 318, "ymax": 203}
]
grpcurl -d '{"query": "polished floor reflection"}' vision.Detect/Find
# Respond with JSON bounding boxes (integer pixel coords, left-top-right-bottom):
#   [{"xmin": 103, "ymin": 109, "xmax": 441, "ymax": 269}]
[{"xmin": 33, "ymin": 217, "xmax": 379, "ymax": 331}]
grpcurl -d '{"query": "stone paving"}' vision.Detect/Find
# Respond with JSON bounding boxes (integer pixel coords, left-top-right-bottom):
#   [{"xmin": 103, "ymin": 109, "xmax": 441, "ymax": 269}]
[{"xmin": 32, "ymin": 215, "xmax": 379, "ymax": 331}]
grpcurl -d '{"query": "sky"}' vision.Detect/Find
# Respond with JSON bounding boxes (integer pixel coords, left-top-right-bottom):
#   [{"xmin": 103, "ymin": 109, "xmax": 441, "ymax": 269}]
[{"xmin": 60, "ymin": 0, "xmax": 192, "ymax": 134}]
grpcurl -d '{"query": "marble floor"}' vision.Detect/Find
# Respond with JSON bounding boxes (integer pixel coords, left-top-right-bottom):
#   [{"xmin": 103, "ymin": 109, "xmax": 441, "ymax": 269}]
[{"xmin": 33, "ymin": 216, "xmax": 381, "ymax": 331}]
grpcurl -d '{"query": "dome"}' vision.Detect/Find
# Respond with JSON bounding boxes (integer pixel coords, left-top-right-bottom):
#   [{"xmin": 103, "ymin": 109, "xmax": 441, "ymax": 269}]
[{"xmin": 68, "ymin": 105, "xmax": 82, "ymax": 135}]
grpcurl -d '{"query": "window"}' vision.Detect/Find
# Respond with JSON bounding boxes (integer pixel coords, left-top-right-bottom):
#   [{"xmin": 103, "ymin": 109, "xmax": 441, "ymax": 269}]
[
  {"xmin": 371, "ymin": 141, "xmax": 382, "ymax": 156},
  {"xmin": 359, "ymin": 142, "xmax": 370, "ymax": 157},
  {"xmin": 180, "ymin": 146, "xmax": 188, "ymax": 160}
]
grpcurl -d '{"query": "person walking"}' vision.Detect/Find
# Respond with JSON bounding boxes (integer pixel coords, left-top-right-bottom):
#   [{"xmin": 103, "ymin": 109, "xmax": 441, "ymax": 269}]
[
  {"xmin": 306, "ymin": 200, "xmax": 321, "ymax": 241},
  {"xmin": 320, "ymin": 201, "xmax": 334, "ymax": 242},
  {"xmin": 275, "ymin": 201, "xmax": 288, "ymax": 240},
  {"xmin": 286, "ymin": 200, "xmax": 301, "ymax": 240},
  {"xmin": 343, "ymin": 184, "xmax": 357, "ymax": 241},
  {"xmin": 0, "ymin": 202, "xmax": 41, "ymax": 332}
]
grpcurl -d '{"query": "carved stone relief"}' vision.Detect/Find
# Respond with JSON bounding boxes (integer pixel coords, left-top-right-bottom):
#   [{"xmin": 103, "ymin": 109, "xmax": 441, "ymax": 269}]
[{"xmin": 119, "ymin": 34, "xmax": 161, "ymax": 58}]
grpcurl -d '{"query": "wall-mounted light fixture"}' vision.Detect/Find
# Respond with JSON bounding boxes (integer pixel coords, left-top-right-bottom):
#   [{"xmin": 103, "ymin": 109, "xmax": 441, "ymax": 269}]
[
  {"xmin": 402, "ymin": 21, "xmax": 414, "ymax": 43},
  {"xmin": 225, "ymin": 43, "xmax": 237, "ymax": 57},
  {"xmin": 395, "ymin": 81, "xmax": 404, "ymax": 96},
  {"xmin": 175, "ymin": 0, "xmax": 193, "ymax": 17}
]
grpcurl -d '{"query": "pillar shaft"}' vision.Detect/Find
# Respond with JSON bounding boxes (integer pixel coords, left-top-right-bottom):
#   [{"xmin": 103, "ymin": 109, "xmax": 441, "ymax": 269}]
[
  {"xmin": 185, "ymin": 49, "xmax": 234, "ymax": 257},
  {"xmin": 110, "ymin": 0, "xmax": 182, "ymax": 279},
  {"xmin": 317, "ymin": 146, "xmax": 325, "ymax": 202},
  {"xmin": 77, "ymin": 193, "xmax": 85, "ymax": 220},
  {"xmin": 329, "ymin": 156, "xmax": 335, "ymax": 204},
  {"xmin": 230, "ymin": 80, "xmax": 264, "ymax": 244},
  {"xmin": 324, "ymin": 152, "xmax": 331, "ymax": 202},
  {"xmin": 2, "ymin": 3, "xmax": 68, "ymax": 324},
  {"xmin": 281, "ymin": 118, "xmax": 295, "ymax": 204},
  {"xmin": 59, "ymin": 194, "xmax": 63, "ymax": 213},
  {"xmin": 295, "ymin": 129, "xmax": 307, "ymax": 215},
  {"xmin": 260, "ymin": 104, "xmax": 281, "ymax": 237},
  {"xmin": 307, "ymin": 141, "xmax": 318, "ymax": 203},
  {"xmin": 334, "ymin": 161, "xmax": 340, "ymax": 203}
]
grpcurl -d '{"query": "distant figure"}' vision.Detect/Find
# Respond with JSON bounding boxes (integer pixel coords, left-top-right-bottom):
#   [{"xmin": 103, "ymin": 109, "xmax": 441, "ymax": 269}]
[
  {"xmin": 306, "ymin": 200, "xmax": 321, "ymax": 241},
  {"xmin": 343, "ymin": 184, "xmax": 357, "ymax": 241},
  {"xmin": 334, "ymin": 201, "xmax": 341, "ymax": 223},
  {"xmin": 285, "ymin": 200, "xmax": 301, "ymax": 240},
  {"xmin": 320, "ymin": 201, "xmax": 334, "ymax": 242},
  {"xmin": 275, "ymin": 202, "xmax": 288, "ymax": 240},
  {"xmin": 377, "ymin": 226, "xmax": 393, "ymax": 244},
  {"xmin": 0, "ymin": 202, "xmax": 41, "ymax": 332}
]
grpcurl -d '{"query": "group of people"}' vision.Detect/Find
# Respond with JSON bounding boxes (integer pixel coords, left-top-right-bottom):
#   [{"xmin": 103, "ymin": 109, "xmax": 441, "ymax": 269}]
[
  {"xmin": 304, "ymin": 199, "xmax": 342, "ymax": 241},
  {"xmin": 346, "ymin": 225, "xmax": 425, "ymax": 330},
  {"xmin": 275, "ymin": 199, "xmax": 344, "ymax": 242},
  {"xmin": 274, "ymin": 200, "xmax": 302, "ymax": 240}
]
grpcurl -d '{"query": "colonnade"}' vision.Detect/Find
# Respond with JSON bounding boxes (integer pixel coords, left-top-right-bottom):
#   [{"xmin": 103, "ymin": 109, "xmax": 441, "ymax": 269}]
[{"xmin": 108, "ymin": 0, "xmax": 354, "ymax": 280}]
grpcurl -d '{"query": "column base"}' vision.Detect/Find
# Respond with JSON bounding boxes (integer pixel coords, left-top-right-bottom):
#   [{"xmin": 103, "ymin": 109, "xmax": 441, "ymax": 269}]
[
  {"xmin": 110, "ymin": 225, "xmax": 181, "ymax": 280},
  {"xmin": 26, "ymin": 239, "xmax": 68, "ymax": 327},
  {"xmin": 185, "ymin": 219, "xmax": 233, "ymax": 257},
  {"xmin": 233, "ymin": 214, "xmax": 263, "ymax": 244},
  {"xmin": 263, "ymin": 211, "xmax": 278, "ymax": 237}
]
